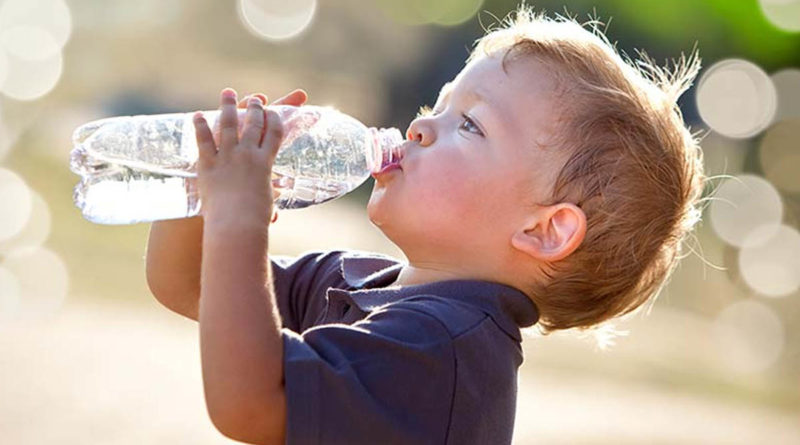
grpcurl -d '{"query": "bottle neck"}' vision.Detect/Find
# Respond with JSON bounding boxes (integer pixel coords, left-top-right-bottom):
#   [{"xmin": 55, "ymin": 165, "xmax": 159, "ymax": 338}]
[{"xmin": 368, "ymin": 127, "xmax": 404, "ymax": 173}]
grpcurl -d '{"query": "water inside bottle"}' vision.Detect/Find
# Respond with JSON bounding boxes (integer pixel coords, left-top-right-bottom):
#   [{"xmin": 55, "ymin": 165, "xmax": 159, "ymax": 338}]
[
  {"xmin": 70, "ymin": 146, "xmax": 360, "ymax": 223},
  {"xmin": 69, "ymin": 105, "xmax": 403, "ymax": 223},
  {"xmin": 71, "ymin": 160, "xmax": 201, "ymax": 224}
]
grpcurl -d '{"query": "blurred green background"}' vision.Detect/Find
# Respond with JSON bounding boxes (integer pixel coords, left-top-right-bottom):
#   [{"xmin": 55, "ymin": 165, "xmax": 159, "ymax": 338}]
[{"xmin": 0, "ymin": 0, "xmax": 799, "ymax": 443}]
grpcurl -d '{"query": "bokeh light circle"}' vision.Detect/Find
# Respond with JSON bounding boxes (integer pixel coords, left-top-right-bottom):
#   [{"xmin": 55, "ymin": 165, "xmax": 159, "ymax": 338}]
[
  {"xmin": 712, "ymin": 299, "xmax": 784, "ymax": 374},
  {"xmin": 427, "ymin": 0, "xmax": 485, "ymax": 26},
  {"xmin": 377, "ymin": 0, "xmax": 484, "ymax": 26},
  {"xmin": 0, "ymin": 189, "xmax": 52, "ymax": 253},
  {"xmin": 0, "ymin": 25, "xmax": 61, "ymax": 61},
  {"xmin": 739, "ymin": 224, "xmax": 800, "ymax": 297},
  {"xmin": 238, "ymin": 0, "xmax": 317, "ymax": 41},
  {"xmin": 709, "ymin": 175, "xmax": 783, "ymax": 247},
  {"xmin": 0, "ymin": 265, "xmax": 21, "ymax": 321},
  {"xmin": 771, "ymin": 69, "xmax": 800, "ymax": 122},
  {"xmin": 0, "ymin": 46, "xmax": 62, "ymax": 100},
  {"xmin": 758, "ymin": 119, "xmax": 800, "ymax": 193},
  {"xmin": 0, "ymin": 168, "xmax": 33, "ymax": 242},
  {"xmin": 759, "ymin": 0, "xmax": 800, "ymax": 32},
  {"xmin": 1, "ymin": 247, "xmax": 69, "ymax": 319},
  {"xmin": 0, "ymin": 0, "xmax": 71, "ymax": 48},
  {"xmin": 696, "ymin": 59, "xmax": 777, "ymax": 139}
]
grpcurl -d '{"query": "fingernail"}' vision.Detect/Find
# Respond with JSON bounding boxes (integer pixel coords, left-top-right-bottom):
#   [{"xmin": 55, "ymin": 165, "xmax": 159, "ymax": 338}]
[
  {"xmin": 222, "ymin": 88, "xmax": 236, "ymax": 99},
  {"xmin": 249, "ymin": 97, "xmax": 261, "ymax": 106},
  {"xmin": 193, "ymin": 111, "xmax": 204, "ymax": 122}
]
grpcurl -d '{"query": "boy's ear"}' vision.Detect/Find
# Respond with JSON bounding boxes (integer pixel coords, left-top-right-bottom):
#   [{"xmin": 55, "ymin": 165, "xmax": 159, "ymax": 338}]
[{"xmin": 511, "ymin": 203, "xmax": 586, "ymax": 262}]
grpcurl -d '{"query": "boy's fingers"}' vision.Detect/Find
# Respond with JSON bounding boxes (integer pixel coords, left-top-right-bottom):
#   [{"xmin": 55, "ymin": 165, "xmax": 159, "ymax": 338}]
[
  {"xmin": 241, "ymin": 97, "xmax": 266, "ymax": 147},
  {"xmin": 272, "ymin": 89, "xmax": 307, "ymax": 107},
  {"xmin": 238, "ymin": 93, "xmax": 267, "ymax": 109},
  {"xmin": 193, "ymin": 112, "xmax": 216, "ymax": 163},
  {"xmin": 260, "ymin": 109, "xmax": 284, "ymax": 158},
  {"xmin": 219, "ymin": 88, "xmax": 239, "ymax": 151}
]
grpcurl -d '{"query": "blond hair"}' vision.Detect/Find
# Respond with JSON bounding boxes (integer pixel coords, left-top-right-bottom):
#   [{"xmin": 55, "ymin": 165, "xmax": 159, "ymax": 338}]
[{"xmin": 470, "ymin": 6, "xmax": 704, "ymax": 345}]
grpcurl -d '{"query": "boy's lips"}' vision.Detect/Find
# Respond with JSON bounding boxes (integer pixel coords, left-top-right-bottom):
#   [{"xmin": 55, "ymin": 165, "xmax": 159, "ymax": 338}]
[
  {"xmin": 371, "ymin": 141, "xmax": 408, "ymax": 179},
  {"xmin": 371, "ymin": 160, "xmax": 402, "ymax": 179}
]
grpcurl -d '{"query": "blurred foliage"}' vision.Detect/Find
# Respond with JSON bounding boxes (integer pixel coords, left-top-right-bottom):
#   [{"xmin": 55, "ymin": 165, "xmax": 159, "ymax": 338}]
[{"xmin": 479, "ymin": 0, "xmax": 800, "ymax": 67}]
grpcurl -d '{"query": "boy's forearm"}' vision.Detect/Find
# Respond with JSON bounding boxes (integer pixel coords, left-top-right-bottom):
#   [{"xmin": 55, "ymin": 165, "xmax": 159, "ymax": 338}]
[
  {"xmin": 199, "ymin": 219, "xmax": 285, "ymax": 443},
  {"xmin": 145, "ymin": 216, "xmax": 204, "ymax": 319}
]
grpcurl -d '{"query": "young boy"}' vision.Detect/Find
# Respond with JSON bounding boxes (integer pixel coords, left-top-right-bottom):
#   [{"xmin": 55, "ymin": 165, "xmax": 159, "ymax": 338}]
[{"xmin": 145, "ymin": 7, "xmax": 703, "ymax": 445}]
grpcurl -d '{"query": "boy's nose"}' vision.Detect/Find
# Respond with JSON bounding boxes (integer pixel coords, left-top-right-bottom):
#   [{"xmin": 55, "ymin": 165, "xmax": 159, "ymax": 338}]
[{"xmin": 406, "ymin": 118, "xmax": 435, "ymax": 147}]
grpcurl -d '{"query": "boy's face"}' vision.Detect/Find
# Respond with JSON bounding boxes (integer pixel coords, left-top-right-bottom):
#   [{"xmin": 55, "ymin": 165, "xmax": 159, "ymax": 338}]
[{"xmin": 367, "ymin": 54, "xmax": 564, "ymax": 268}]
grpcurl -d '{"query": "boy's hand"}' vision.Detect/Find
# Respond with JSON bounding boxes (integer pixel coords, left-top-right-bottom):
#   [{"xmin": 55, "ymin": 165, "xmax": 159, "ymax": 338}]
[
  {"xmin": 193, "ymin": 88, "xmax": 284, "ymax": 229},
  {"xmin": 230, "ymin": 90, "xmax": 308, "ymax": 143},
  {"xmin": 234, "ymin": 90, "xmax": 307, "ymax": 224},
  {"xmin": 236, "ymin": 89, "xmax": 307, "ymax": 111}
]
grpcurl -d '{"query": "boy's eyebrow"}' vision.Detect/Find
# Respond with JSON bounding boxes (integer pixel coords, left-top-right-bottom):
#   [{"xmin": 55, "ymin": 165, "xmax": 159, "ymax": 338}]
[
  {"xmin": 467, "ymin": 88, "xmax": 495, "ymax": 110},
  {"xmin": 435, "ymin": 82, "xmax": 497, "ymax": 113},
  {"xmin": 434, "ymin": 82, "xmax": 454, "ymax": 109}
]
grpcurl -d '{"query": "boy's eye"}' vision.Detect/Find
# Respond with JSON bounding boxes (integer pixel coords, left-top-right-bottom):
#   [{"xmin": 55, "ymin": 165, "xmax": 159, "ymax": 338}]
[{"xmin": 459, "ymin": 114, "xmax": 484, "ymax": 136}]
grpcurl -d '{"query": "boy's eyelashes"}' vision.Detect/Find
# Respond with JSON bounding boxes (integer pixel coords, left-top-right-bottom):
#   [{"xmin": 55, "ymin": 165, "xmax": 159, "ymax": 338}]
[{"xmin": 459, "ymin": 113, "xmax": 484, "ymax": 136}]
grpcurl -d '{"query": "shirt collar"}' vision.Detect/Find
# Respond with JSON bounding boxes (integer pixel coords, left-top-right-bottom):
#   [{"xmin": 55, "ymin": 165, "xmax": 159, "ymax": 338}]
[{"xmin": 336, "ymin": 252, "xmax": 540, "ymax": 342}]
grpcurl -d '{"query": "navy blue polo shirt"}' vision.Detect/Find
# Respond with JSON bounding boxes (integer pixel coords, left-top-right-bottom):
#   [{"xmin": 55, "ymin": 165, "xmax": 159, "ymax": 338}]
[{"xmin": 272, "ymin": 250, "xmax": 539, "ymax": 445}]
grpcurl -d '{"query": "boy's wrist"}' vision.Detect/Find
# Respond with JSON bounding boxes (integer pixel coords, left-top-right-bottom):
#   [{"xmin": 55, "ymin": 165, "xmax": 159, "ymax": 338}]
[
  {"xmin": 202, "ymin": 210, "xmax": 271, "ymax": 235},
  {"xmin": 201, "ymin": 195, "xmax": 273, "ymax": 228}
]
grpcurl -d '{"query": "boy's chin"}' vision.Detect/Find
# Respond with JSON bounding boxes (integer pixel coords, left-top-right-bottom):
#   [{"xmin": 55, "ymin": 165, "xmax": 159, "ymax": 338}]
[
  {"xmin": 366, "ymin": 195, "xmax": 387, "ymax": 229},
  {"xmin": 366, "ymin": 185, "xmax": 387, "ymax": 222},
  {"xmin": 366, "ymin": 190, "xmax": 402, "ymax": 238}
]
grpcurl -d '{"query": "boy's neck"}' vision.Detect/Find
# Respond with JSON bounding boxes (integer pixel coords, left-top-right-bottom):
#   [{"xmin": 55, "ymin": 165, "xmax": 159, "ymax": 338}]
[
  {"xmin": 389, "ymin": 263, "xmax": 473, "ymax": 288},
  {"xmin": 388, "ymin": 257, "xmax": 540, "ymax": 302}
]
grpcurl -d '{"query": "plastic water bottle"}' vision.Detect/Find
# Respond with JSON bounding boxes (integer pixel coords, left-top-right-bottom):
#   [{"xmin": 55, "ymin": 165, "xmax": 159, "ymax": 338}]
[{"xmin": 69, "ymin": 105, "xmax": 403, "ymax": 224}]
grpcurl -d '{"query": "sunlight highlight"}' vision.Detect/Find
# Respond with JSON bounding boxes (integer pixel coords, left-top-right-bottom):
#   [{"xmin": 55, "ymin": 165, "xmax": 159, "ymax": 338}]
[
  {"xmin": 0, "ymin": 0, "xmax": 71, "ymax": 48},
  {"xmin": 0, "ymin": 0, "xmax": 70, "ymax": 101},
  {"xmin": 0, "ymin": 168, "xmax": 33, "ymax": 242},
  {"xmin": 377, "ymin": 0, "xmax": 484, "ymax": 26},
  {"xmin": 712, "ymin": 299, "xmax": 785, "ymax": 374},
  {"xmin": 0, "ymin": 190, "xmax": 52, "ymax": 253},
  {"xmin": 0, "ymin": 247, "xmax": 69, "ymax": 320},
  {"xmin": 759, "ymin": 0, "xmax": 800, "ymax": 32},
  {"xmin": 709, "ymin": 175, "xmax": 783, "ymax": 248},
  {"xmin": 739, "ymin": 224, "xmax": 800, "ymax": 297},
  {"xmin": 238, "ymin": 0, "xmax": 317, "ymax": 41},
  {"xmin": 696, "ymin": 59, "xmax": 777, "ymax": 139}
]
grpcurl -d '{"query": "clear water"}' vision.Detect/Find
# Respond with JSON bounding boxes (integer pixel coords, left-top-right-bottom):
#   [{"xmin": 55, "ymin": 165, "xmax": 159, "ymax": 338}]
[{"xmin": 69, "ymin": 106, "xmax": 402, "ymax": 224}]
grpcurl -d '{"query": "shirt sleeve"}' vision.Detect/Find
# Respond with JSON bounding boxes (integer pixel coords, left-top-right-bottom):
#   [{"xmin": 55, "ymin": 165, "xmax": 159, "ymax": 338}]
[
  {"xmin": 270, "ymin": 251, "xmax": 347, "ymax": 332},
  {"xmin": 281, "ymin": 302, "xmax": 456, "ymax": 445}
]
